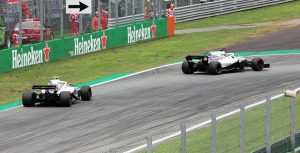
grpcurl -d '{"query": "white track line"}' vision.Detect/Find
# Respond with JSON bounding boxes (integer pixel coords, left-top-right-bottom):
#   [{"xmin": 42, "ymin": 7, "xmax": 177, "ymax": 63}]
[
  {"xmin": 124, "ymin": 88, "xmax": 300, "ymax": 153},
  {"xmin": 90, "ymin": 62, "xmax": 182, "ymax": 87},
  {"xmin": 0, "ymin": 105, "xmax": 22, "ymax": 113}
]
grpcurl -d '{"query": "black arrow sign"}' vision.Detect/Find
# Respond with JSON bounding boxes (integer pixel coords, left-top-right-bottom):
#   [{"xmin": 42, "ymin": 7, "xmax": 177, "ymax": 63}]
[{"xmin": 68, "ymin": 2, "xmax": 88, "ymax": 12}]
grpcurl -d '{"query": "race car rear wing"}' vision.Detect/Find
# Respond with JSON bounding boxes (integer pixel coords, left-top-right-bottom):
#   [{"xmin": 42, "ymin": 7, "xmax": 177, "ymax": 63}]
[
  {"xmin": 32, "ymin": 85, "xmax": 57, "ymax": 90},
  {"xmin": 186, "ymin": 55, "xmax": 206, "ymax": 60}
]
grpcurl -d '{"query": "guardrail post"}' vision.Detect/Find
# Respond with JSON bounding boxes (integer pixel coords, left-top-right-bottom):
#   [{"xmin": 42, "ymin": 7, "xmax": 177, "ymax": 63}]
[
  {"xmin": 240, "ymin": 104, "xmax": 245, "ymax": 153},
  {"xmin": 291, "ymin": 97, "xmax": 296, "ymax": 152},
  {"xmin": 18, "ymin": 0, "xmax": 22, "ymax": 45},
  {"xmin": 211, "ymin": 112, "xmax": 217, "ymax": 153},
  {"xmin": 266, "ymin": 96, "xmax": 271, "ymax": 153},
  {"xmin": 181, "ymin": 123, "xmax": 186, "ymax": 153},
  {"xmin": 147, "ymin": 135, "xmax": 153, "ymax": 153}
]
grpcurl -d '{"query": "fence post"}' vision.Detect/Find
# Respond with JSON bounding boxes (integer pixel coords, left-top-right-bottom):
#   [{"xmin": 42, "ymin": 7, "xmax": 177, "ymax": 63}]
[
  {"xmin": 108, "ymin": 1, "xmax": 112, "ymax": 19},
  {"xmin": 240, "ymin": 104, "xmax": 245, "ymax": 153},
  {"xmin": 60, "ymin": 0, "xmax": 64, "ymax": 37},
  {"xmin": 211, "ymin": 112, "xmax": 217, "ymax": 153},
  {"xmin": 115, "ymin": 0, "xmax": 119, "ymax": 26},
  {"xmin": 266, "ymin": 96, "xmax": 271, "ymax": 153},
  {"xmin": 147, "ymin": 135, "xmax": 153, "ymax": 153},
  {"xmin": 153, "ymin": 0, "xmax": 156, "ymax": 19},
  {"xmin": 132, "ymin": 0, "xmax": 135, "ymax": 23},
  {"xmin": 181, "ymin": 123, "xmax": 186, "ymax": 153},
  {"xmin": 98, "ymin": 0, "xmax": 101, "ymax": 31},
  {"xmin": 79, "ymin": 14, "xmax": 83, "ymax": 34},
  {"xmin": 158, "ymin": 0, "xmax": 162, "ymax": 18},
  {"xmin": 18, "ymin": 0, "xmax": 22, "ymax": 45},
  {"xmin": 190, "ymin": 0, "xmax": 193, "ymax": 5},
  {"xmin": 125, "ymin": 0, "xmax": 128, "ymax": 16},
  {"xmin": 162, "ymin": 0, "xmax": 166, "ymax": 17},
  {"xmin": 174, "ymin": 0, "xmax": 178, "ymax": 8},
  {"xmin": 291, "ymin": 97, "xmax": 296, "ymax": 152},
  {"xmin": 40, "ymin": 0, "xmax": 44, "ymax": 41}
]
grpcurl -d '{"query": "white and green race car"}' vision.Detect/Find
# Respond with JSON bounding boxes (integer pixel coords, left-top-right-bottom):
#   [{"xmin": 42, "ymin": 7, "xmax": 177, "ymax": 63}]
[{"xmin": 182, "ymin": 50, "xmax": 270, "ymax": 75}]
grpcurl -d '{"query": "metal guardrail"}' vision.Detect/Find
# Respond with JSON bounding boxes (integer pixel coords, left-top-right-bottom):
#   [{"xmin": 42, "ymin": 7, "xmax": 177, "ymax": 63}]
[
  {"xmin": 108, "ymin": 0, "xmax": 294, "ymax": 26},
  {"xmin": 174, "ymin": 0, "xmax": 294, "ymax": 23}
]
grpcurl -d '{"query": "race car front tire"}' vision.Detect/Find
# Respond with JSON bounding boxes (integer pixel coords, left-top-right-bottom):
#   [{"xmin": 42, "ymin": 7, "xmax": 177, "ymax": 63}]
[
  {"xmin": 208, "ymin": 61, "xmax": 222, "ymax": 75},
  {"xmin": 182, "ymin": 61, "xmax": 194, "ymax": 74},
  {"xmin": 60, "ymin": 92, "xmax": 72, "ymax": 107},
  {"xmin": 80, "ymin": 86, "xmax": 92, "ymax": 101},
  {"xmin": 251, "ymin": 58, "xmax": 264, "ymax": 71},
  {"xmin": 22, "ymin": 91, "xmax": 36, "ymax": 107}
]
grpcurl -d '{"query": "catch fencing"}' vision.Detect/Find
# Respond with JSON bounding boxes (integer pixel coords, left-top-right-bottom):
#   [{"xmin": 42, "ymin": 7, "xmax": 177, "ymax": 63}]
[{"xmin": 107, "ymin": 83, "xmax": 300, "ymax": 153}]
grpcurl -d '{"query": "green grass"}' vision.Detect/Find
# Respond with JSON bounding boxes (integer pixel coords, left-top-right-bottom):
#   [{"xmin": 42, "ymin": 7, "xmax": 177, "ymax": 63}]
[
  {"xmin": 176, "ymin": 0, "xmax": 300, "ymax": 30},
  {"xmin": 0, "ymin": 26, "xmax": 283, "ymax": 105},
  {"xmin": 143, "ymin": 95, "xmax": 300, "ymax": 153}
]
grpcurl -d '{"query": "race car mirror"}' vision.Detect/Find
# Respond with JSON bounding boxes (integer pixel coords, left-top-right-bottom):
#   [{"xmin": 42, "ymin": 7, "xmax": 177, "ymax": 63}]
[{"xmin": 284, "ymin": 90, "xmax": 297, "ymax": 98}]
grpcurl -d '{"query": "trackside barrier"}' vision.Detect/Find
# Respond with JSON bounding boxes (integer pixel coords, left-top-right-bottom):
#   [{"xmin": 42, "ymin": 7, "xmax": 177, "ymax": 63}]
[
  {"xmin": 116, "ymin": 87, "xmax": 300, "ymax": 153},
  {"xmin": 0, "ymin": 18, "xmax": 168, "ymax": 74}
]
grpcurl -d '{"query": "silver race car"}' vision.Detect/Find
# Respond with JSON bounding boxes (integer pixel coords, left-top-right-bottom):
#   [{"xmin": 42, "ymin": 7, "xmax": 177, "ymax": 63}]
[
  {"xmin": 22, "ymin": 78, "xmax": 92, "ymax": 107},
  {"xmin": 182, "ymin": 50, "xmax": 270, "ymax": 75}
]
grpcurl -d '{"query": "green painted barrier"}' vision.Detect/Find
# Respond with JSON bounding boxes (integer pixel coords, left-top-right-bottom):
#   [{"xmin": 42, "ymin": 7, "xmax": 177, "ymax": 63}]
[{"xmin": 0, "ymin": 18, "xmax": 167, "ymax": 74}]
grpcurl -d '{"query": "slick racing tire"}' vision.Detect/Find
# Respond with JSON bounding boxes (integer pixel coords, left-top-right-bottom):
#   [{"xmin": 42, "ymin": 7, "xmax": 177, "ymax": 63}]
[
  {"xmin": 80, "ymin": 86, "xmax": 92, "ymax": 101},
  {"xmin": 208, "ymin": 61, "xmax": 222, "ymax": 75},
  {"xmin": 182, "ymin": 61, "xmax": 194, "ymax": 74},
  {"xmin": 22, "ymin": 91, "xmax": 36, "ymax": 107},
  {"xmin": 251, "ymin": 58, "xmax": 264, "ymax": 71},
  {"xmin": 60, "ymin": 92, "xmax": 72, "ymax": 107}
]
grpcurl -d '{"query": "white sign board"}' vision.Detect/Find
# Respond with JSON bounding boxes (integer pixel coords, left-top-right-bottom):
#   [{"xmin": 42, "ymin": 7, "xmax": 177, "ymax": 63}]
[{"xmin": 66, "ymin": 0, "xmax": 91, "ymax": 14}]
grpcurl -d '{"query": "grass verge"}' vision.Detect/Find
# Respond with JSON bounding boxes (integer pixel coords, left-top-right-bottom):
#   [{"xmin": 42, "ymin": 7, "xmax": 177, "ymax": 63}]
[
  {"xmin": 175, "ymin": 0, "xmax": 300, "ymax": 30},
  {"xmin": 0, "ymin": 25, "xmax": 285, "ymax": 106},
  {"xmin": 140, "ymin": 95, "xmax": 300, "ymax": 153}
]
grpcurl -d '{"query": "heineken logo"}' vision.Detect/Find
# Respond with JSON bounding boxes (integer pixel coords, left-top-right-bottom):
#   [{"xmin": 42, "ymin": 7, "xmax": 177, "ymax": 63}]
[
  {"xmin": 127, "ymin": 23, "xmax": 157, "ymax": 44},
  {"xmin": 73, "ymin": 35, "xmax": 102, "ymax": 56},
  {"xmin": 12, "ymin": 43, "xmax": 51, "ymax": 69}
]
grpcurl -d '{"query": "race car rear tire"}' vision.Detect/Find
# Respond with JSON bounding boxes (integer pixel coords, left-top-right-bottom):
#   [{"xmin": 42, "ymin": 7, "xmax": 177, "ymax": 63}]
[
  {"xmin": 251, "ymin": 58, "xmax": 264, "ymax": 71},
  {"xmin": 80, "ymin": 86, "xmax": 92, "ymax": 101},
  {"xmin": 60, "ymin": 92, "xmax": 72, "ymax": 107},
  {"xmin": 208, "ymin": 61, "xmax": 222, "ymax": 75},
  {"xmin": 22, "ymin": 91, "xmax": 36, "ymax": 107},
  {"xmin": 182, "ymin": 61, "xmax": 194, "ymax": 74}
]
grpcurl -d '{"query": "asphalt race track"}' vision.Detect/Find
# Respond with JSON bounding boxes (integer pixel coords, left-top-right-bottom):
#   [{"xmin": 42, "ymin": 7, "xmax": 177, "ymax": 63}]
[{"xmin": 1, "ymin": 25, "xmax": 300, "ymax": 153}]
